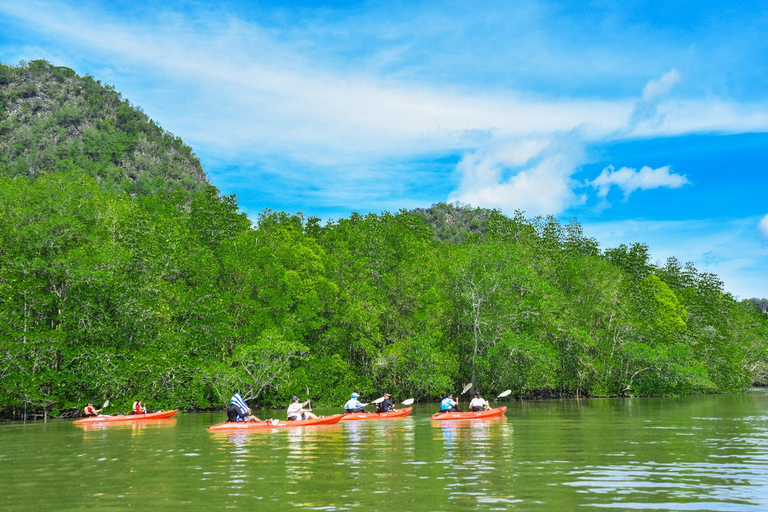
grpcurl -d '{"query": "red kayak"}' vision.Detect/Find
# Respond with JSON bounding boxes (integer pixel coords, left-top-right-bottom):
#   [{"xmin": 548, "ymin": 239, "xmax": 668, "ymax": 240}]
[
  {"xmin": 430, "ymin": 406, "xmax": 507, "ymax": 421},
  {"xmin": 207, "ymin": 414, "xmax": 343, "ymax": 432},
  {"xmin": 73, "ymin": 410, "xmax": 178, "ymax": 424},
  {"xmin": 340, "ymin": 407, "xmax": 413, "ymax": 421}
]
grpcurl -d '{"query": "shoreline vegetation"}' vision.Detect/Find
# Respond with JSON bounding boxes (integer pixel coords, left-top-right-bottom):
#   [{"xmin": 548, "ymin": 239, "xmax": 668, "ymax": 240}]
[{"xmin": 1, "ymin": 60, "xmax": 767, "ymax": 420}]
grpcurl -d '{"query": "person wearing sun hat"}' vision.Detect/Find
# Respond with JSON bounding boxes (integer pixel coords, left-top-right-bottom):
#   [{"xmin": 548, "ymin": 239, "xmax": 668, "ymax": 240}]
[
  {"xmin": 344, "ymin": 392, "xmax": 367, "ymax": 413},
  {"xmin": 375, "ymin": 393, "xmax": 394, "ymax": 413},
  {"xmin": 287, "ymin": 395, "xmax": 318, "ymax": 421}
]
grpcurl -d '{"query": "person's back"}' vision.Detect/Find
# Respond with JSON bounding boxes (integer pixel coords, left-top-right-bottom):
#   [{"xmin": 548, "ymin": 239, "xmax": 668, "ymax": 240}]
[
  {"xmin": 344, "ymin": 393, "xmax": 366, "ymax": 413},
  {"xmin": 376, "ymin": 394, "xmax": 394, "ymax": 413},
  {"xmin": 440, "ymin": 394, "xmax": 457, "ymax": 412},
  {"xmin": 84, "ymin": 403, "xmax": 98, "ymax": 416},
  {"xmin": 227, "ymin": 403, "xmax": 240, "ymax": 422},
  {"xmin": 287, "ymin": 397, "xmax": 305, "ymax": 421},
  {"xmin": 469, "ymin": 393, "xmax": 489, "ymax": 411}
]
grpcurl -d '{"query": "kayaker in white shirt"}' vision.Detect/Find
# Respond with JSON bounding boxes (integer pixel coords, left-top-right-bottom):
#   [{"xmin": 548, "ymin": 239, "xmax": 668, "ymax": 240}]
[
  {"xmin": 287, "ymin": 396, "xmax": 318, "ymax": 421},
  {"xmin": 469, "ymin": 391, "xmax": 490, "ymax": 411}
]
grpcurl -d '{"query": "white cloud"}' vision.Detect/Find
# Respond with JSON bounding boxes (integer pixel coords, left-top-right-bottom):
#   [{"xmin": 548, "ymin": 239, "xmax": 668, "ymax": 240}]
[
  {"xmin": 448, "ymin": 134, "xmax": 587, "ymax": 216},
  {"xmin": 759, "ymin": 214, "xmax": 768, "ymax": 240},
  {"xmin": 590, "ymin": 165, "xmax": 690, "ymax": 199},
  {"xmin": 626, "ymin": 68, "xmax": 681, "ymax": 132},
  {"xmin": 642, "ymin": 68, "xmax": 681, "ymax": 102}
]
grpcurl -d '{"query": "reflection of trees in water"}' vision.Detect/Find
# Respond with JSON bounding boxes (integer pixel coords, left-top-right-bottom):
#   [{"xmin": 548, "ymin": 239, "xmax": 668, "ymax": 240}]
[
  {"xmin": 77, "ymin": 418, "xmax": 177, "ymax": 434},
  {"xmin": 432, "ymin": 418, "xmax": 514, "ymax": 503},
  {"xmin": 285, "ymin": 425, "xmax": 345, "ymax": 484}
]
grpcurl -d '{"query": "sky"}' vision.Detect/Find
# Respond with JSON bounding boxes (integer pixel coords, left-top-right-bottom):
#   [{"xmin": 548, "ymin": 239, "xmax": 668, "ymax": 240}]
[{"xmin": 1, "ymin": 0, "xmax": 767, "ymax": 299}]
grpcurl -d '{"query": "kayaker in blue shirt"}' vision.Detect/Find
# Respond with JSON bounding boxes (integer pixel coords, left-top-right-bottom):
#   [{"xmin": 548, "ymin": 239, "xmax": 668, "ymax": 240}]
[
  {"xmin": 344, "ymin": 393, "xmax": 367, "ymax": 413},
  {"xmin": 440, "ymin": 392, "xmax": 459, "ymax": 412}
]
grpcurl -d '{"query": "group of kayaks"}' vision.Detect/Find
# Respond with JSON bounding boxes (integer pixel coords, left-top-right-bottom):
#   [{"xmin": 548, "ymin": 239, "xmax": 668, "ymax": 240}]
[{"xmin": 72, "ymin": 405, "xmax": 507, "ymax": 429}]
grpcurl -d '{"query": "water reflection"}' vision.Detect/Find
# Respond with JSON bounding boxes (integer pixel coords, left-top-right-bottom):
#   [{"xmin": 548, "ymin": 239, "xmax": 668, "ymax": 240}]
[
  {"xmin": 562, "ymin": 412, "xmax": 768, "ymax": 510},
  {"xmin": 425, "ymin": 417, "xmax": 516, "ymax": 508},
  {"xmin": 76, "ymin": 418, "xmax": 177, "ymax": 433},
  {"xmin": 4, "ymin": 394, "xmax": 768, "ymax": 511}
]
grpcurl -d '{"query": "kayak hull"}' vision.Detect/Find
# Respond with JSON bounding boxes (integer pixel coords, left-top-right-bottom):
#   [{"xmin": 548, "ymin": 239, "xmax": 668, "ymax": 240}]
[
  {"xmin": 207, "ymin": 414, "xmax": 343, "ymax": 432},
  {"xmin": 73, "ymin": 410, "xmax": 178, "ymax": 424},
  {"xmin": 430, "ymin": 406, "xmax": 507, "ymax": 421},
  {"xmin": 340, "ymin": 407, "xmax": 412, "ymax": 421}
]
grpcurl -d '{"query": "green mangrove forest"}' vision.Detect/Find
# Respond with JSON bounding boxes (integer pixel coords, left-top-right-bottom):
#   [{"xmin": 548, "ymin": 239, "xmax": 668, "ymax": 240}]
[{"xmin": 1, "ymin": 60, "xmax": 767, "ymax": 419}]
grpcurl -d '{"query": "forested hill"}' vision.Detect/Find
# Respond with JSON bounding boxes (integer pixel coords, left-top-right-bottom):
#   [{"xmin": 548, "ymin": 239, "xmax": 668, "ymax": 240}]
[
  {"xmin": 0, "ymin": 60, "xmax": 208, "ymax": 196},
  {"xmin": 410, "ymin": 203, "xmax": 495, "ymax": 243}
]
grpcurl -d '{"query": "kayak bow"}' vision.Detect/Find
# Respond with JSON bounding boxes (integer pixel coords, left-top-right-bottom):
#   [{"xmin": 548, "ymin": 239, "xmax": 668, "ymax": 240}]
[{"xmin": 429, "ymin": 406, "xmax": 507, "ymax": 421}]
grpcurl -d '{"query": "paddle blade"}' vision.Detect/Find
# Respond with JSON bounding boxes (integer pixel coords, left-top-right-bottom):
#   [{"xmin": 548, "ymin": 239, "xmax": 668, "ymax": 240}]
[
  {"xmin": 497, "ymin": 390, "xmax": 512, "ymax": 398},
  {"xmin": 461, "ymin": 383, "xmax": 473, "ymax": 394},
  {"xmin": 271, "ymin": 419, "xmax": 280, "ymax": 426},
  {"xmin": 102, "ymin": 400, "xmax": 110, "ymax": 409},
  {"xmin": 372, "ymin": 397, "xmax": 386, "ymax": 404},
  {"xmin": 401, "ymin": 398, "xmax": 415, "ymax": 406}
]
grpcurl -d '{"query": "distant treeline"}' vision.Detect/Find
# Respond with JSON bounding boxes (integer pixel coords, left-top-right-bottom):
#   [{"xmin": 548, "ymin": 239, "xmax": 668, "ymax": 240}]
[{"xmin": 2, "ymin": 172, "xmax": 767, "ymax": 418}]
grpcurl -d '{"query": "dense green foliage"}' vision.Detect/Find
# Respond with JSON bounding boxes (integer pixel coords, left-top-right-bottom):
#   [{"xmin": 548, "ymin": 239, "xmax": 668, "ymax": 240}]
[
  {"xmin": 0, "ymin": 60, "xmax": 208, "ymax": 196},
  {"xmin": 1, "ymin": 60, "xmax": 766, "ymax": 419},
  {"xmin": 1, "ymin": 173, "xmax": 767, "ymax": 418},
  {"xmin": 410, "ymin": 202, "xmax": 492, "ymax": 243},
  {"xmin": 745, "ymin": 298, "xmax": 768, "ymax": 314}
]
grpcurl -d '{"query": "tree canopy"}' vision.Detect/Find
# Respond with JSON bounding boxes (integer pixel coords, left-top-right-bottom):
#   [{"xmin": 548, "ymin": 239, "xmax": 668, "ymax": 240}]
[{"xmin": 1, "ymin": 60, "xmax": 766, "ymax": 419}]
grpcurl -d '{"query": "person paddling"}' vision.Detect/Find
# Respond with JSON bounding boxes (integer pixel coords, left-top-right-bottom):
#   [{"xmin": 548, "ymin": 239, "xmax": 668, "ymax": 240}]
[
  {"xmin": 469, "ymin": 391, "xmax": 490, "ymax": 411},
  {"xmin": 287, "ymin": 396, "xmax": 318, "ymax": 421},
  {"xmin": 132, "ymin": 399, "xmax": 147, "ymax": 414},
  {"xmin": 440, "ymin": 392, "xmax": 459, "ymax": 413},
  {"xmin": 344, "ymin": 392, "xmax": 367, "ymax": 413},
  {"xmin": 375, "ymin": 393, "xmax": 394, "ymax": 413},
  {"xmin": 228, "ymin": 393, "xmax": 261, "ymax": 423},
  {"xmin": 83, "ymin": 401, "xmax": 101, "ymax": 416}
]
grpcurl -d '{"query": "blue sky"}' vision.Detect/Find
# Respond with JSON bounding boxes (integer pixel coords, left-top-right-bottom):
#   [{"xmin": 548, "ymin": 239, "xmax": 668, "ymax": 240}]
[{"xmin": 1, "ymin": 0, "xmax": 767, "ymax": 299}]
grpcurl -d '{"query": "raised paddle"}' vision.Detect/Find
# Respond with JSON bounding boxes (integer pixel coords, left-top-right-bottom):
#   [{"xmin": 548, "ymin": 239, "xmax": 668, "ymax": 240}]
[
  {"xmin": 401, "ymin": 398, "xmax": 415, "ymax": 406},
  {"xmin": 456, "ymin": 382, "xmax": 473, "ymax": 409},
  {"xmin": 306, "ymin": 386, "xmax": 312, "ymax": 412},
  {"xmin": 497, "ymin": 390, "xmax": 512, "ymax": 398}
]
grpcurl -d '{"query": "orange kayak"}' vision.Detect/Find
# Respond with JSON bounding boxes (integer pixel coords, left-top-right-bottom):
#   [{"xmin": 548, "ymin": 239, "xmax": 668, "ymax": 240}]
[
  {"xmin": 73, "ymin": 410, "xmax": 178, "ymax": 424},
  {"xmin": 207, "ymin": 414, "xmax": 343, "ymax": 432},
  {"xmin": 429, "ymin": 406, "xmax": 507, "ymax": 421},
  {"xmin": 340, "ymin": 407, "xmax": 412, "ymax": 421}
]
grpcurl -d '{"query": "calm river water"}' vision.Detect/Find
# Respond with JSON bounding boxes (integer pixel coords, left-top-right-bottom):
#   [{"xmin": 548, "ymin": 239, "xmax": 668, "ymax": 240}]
[{"xmin": 2, "ymin": 390, "xmax": 768, "ymax": 511}]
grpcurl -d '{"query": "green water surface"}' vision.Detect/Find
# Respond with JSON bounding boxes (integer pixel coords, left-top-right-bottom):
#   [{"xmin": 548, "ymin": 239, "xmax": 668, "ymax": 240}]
[{"xmin": 2, "ymin": 391, "xmax": 768, "ymax": 511}]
